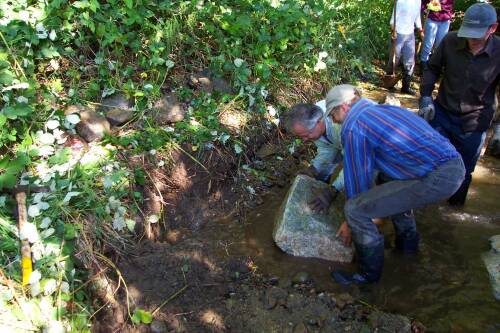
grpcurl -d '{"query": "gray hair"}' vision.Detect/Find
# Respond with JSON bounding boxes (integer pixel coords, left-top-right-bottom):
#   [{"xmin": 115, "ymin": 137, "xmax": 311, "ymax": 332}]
[{"xmin": 284, "ymin": 103, "xmax": 323, "ymax": 133}]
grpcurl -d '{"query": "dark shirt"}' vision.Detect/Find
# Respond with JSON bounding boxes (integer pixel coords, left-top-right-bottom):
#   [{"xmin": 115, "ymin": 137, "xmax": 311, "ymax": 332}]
[
  {"xmin": 422, "ymin": 0, "xmax": 454, "ymax": 22},
  {"xmin": 421, "ymin": 32, "xmax": 500, "ymax": 132}
]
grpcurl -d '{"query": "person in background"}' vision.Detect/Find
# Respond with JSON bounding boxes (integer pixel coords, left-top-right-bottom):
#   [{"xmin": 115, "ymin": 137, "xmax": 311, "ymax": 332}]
[
  {"xmin": 386, "ymin": 0, "xmax": 423, "ymax": 95},
  {"xmin": 419, "ymin": 2, "xmax": 499, "ymax": 206},
  {"xmin": 284, "ymin": 101, "xmax": 345, "ymax": 213},
  {"xmin": 325, "ymin": 84, "xmax": 464, "ymax": 285},
  {"xmin": 420, "ymin": 0, "xmax": 454, "ymax": 70}
]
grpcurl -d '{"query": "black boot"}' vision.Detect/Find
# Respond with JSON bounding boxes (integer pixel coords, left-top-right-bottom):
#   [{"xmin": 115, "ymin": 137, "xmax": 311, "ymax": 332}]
[
  {"xmin": 401, "ymin": 75, "xmax": 416, "ymax": 95},
  {"xmin": 395, "ymin": 232, "xmax": 420, "ymax": 254},
  {"xmin": 331, "ymin": 242, "xmax": 384, "ymax": 285},
  {"xmin": 448, "ymin": 175, "xmax": 472, "ymax": 206}
]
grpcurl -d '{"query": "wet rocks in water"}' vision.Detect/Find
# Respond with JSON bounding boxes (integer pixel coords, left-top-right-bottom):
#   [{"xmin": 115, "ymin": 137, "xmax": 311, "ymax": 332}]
[
  {"xmin": 76, "ymin": 110, "xmax": 111, "ymax": 142},
  {"xmin": 481, "ymin": 234, "xmax": 500, "ymax": 300},
  {"xmin": 152, "ymin": 93, "xmax": 186, "ymax": 124},
  {"xmin": 273, "ymin": 175, "xmax": 354, "ymax": 262},
  {"xmin": 99, "ymin": 94, "xmax": 134, "ymax": 126}
]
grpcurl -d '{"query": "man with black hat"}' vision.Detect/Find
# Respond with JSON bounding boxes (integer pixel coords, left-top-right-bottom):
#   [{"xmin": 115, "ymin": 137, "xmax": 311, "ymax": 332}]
[{"xmin": 419, "ymin": 2, "xmax": 500, "ymax": 206}]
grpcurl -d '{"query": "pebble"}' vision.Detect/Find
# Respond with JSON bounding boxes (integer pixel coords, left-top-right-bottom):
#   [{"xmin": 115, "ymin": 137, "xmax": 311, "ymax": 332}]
[
  {"xmin": 291, "ymin": 271, "xmax": 310, "ymax": 284},
  {"xmin": 150, "ymin": 320, "xmax": 167, "ymax": 333}
]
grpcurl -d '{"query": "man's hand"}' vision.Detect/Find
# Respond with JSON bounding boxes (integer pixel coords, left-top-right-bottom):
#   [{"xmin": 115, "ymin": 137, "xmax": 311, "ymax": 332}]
[
  {"xmin": 418, "ymin": 96, "xmax": 435, "ymax": 122},
  {"xmin": 299, "ymin": 165, "xmax": 318, "ymax": 179},
  {"xmin": 391, "ymin": 28, "xmax": 397, "ymax": 41},
  {"xmin": 336, "ymin": 222, "xmax": 352, "ymax": 246},
  {"xmin": 419, "ymin": 30, "xmax": 425, "ymax": 40},
  {"xmin": 486, "ymin": 123, "xmax": 500, "ymax": 158},
  {"xmin": 308, "ymin": 187, "xmax": 338, "ymax": 214}
]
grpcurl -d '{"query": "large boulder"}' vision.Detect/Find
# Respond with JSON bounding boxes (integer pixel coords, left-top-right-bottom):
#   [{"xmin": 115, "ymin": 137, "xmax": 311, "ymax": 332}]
[
  {"xmin": 482, "ymin": 234, "xmax": 500, "ymax": 300},
  {"xmin": 273, "ymin": 175, "xmax": 354, "ymax": 263}
]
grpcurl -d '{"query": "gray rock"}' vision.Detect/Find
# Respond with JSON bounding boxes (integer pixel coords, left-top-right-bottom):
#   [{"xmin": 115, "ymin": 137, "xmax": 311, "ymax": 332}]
[
  {"xmin": 189, "ymin": 69, "xmax": 232, "ymax": 94},
  {"xmin": 482, "ymin": 234, "xmax": 500, "ymax": 300},
  {"xmin": 152, "ymin": 93, "xmax": 185, "ymax": 124},
  {"xmin": 99, "ymin": 94, "xmax": 134, "ymax": 126},
  {"xmin": 76, "ymin": 110, "xmax": 111, "ymax": 142},
  {"xmin": 273, "ymin": 175, "xmax": 354, "ymax": 263},
  {"xmin": 150, "ymin": 320, "xmax": 168, "ymax": 333}
]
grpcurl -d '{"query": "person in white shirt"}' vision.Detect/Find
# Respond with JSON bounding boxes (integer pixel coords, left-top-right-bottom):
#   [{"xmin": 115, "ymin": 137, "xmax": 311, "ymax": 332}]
[{"xmin": 386, "ymin": 0, "xmax": 423, "ymax": 95}]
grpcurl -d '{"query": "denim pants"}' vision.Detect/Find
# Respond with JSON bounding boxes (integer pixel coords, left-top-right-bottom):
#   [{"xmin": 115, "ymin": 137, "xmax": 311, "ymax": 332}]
[
  {"xmin": 344, "ymin": 158, "xmax": 465, "ymax": 247},
  {"xmin": 386, "ymin": 33, "xmax": 415, "ymax": 77},
  {"xmin": 430, "ymin": 104, "xmax": 487, "ymax": 205},
  {"xmin": 420, "ymin": 18, "xmax": 450, "ymax": 62}
]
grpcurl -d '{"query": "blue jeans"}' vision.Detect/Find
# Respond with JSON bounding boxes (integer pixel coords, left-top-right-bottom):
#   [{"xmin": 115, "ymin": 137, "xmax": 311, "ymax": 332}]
[
  {"xmin": 420, "ymin": 18, "xmax": 450, "ymax": 62},
  {"xmin": 430, "ymin": 104, "xmax": 487, "ymax": 205},
  {"xmin": 386, "ymin": 33, "xmax": 415, "ymax": 77},
  {"xmin": 345, "ymin": 158, "xmax": 465, "ymax": 247}
]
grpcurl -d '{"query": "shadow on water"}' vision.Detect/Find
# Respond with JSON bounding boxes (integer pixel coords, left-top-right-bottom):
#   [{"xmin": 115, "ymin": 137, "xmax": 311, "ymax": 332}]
[{"xmin": 214, "ymin": 157, "xmax": 500, "ymax": 332}]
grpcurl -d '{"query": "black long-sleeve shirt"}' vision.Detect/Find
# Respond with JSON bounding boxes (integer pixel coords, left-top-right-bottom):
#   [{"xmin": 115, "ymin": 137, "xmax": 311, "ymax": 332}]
[{"xmin": 421, "ymin": 31, "xmax": 500, "ymax": 132}]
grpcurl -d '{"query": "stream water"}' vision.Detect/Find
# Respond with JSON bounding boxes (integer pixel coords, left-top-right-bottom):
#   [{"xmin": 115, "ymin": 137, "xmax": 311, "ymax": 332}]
[{"xmin": 214, "ymin": 157, "xmax": 500, "ymax": 332}]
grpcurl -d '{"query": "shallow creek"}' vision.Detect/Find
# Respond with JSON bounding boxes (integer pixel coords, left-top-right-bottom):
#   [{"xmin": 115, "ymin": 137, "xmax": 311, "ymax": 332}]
[{"xmin": 213, "ymin": 156, "xmax": 500, "ymax": 332}]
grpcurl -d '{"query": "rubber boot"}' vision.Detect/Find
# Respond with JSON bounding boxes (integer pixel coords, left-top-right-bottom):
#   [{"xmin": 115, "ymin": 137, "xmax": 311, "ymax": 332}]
[
  {"xmin": 401, "ymin": 74, "xmax": 416, "ymax": 96},
  {"xmin": 395, "ymin": 232, "xmax": 420, "ymax": 255},
  {"xmin": 331, "ymin": 242, "xmax": 384, "ymax": 285}
]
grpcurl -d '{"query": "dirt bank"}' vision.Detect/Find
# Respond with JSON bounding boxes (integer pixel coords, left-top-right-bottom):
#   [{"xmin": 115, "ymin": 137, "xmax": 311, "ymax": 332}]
[{"xmin": 91, "ymin": 83, "xmax": 423, "ymax": 333}]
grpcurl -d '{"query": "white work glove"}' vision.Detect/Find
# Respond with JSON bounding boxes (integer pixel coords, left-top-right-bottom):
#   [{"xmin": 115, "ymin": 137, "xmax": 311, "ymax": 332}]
[
  {"xmin": 486, "ymin": 123, "xmax": 500, "ymax": 158},
  {"xmin": 418, "ymin": 96, "xmax": 435, "ymax": 122}
]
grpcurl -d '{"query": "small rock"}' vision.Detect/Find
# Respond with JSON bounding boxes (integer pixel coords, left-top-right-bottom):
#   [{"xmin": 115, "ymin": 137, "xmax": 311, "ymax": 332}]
[
  {"xmin": 256, "ymin": 143, "xmax": 277, "ymax": 159},
  {"xmin": 99, "ymin": 94, "xmax": 134, "ymax": 126},
  {"xmin": 150, "ymin": 320, "xmax": 168, "ymax": 333},
  {"xmin": 152, "ymin": 93, "xmax": 185, "ymax": 124},
  {"xmin": 264, "ymin": 286, "xmax": 288, "ymax": 309},
  {"xmin": 76, "ymin": 110, "xmax": 111, "ymax": 142},
  {"xmin": 189, "ymin": 69, "xmax": 232, "ymax": 94},
  {"xmin": 212, "ymin": 77, "xmax": 233, "ymax": 94},
  {"xmin": 336, "ymin": 292, "xmax": 354, "ymax": 309},
  {"xmin": 291, "ymin": 272, "xmax": 310, "ymax": 284},
  {"xmin": 292, "ymin": 322, "xmax": 308, "ymax": 333},
  {"xmin": 105, "ymin": 108, "xmax": 134, "ymax": 126},
  {"xmin": 268, "ymin": 276, "xmax": 280, "ymax": 285},
  {"xmin": 381, "ymin": 93, "xmax": 401, "ymax": 107}
]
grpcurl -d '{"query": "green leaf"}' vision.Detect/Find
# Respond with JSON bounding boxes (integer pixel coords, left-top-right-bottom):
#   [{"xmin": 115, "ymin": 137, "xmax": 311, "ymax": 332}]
[
  {"xmin": 40, "ymin": 46, "xmax": 60, "ymax": 59},
  {"xmin": 48, "ymin": 148, "xmax": 71, "ymax": 165},
  {"xmin": 64, "ymin": 224, "xmax": 76, "ymax": 240},
  {"xmin": 0, "ymin": 69, "xmax": 15, "ymax": 85},
  {"xmin": 0, "ymin": 173, "xmax": 17, "ymax": 190},
  {"xmin": 131, "ymin": 308, "xmax": 153, "ymax": 324},
  {"xmin": 124, "ymin": 0, "xmax": 133, "ymax": 9},
  {"xmin": 2, "ymin": 104, "xmax": 33, "ymax": 119}
]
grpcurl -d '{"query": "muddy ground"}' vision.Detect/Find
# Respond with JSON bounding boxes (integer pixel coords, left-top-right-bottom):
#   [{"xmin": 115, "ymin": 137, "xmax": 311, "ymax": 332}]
[{"xmin": 92, "ymin": 83, "xmax": 424, "ymax": 333}]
